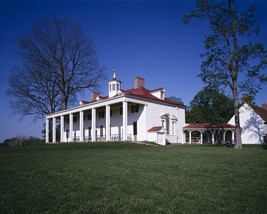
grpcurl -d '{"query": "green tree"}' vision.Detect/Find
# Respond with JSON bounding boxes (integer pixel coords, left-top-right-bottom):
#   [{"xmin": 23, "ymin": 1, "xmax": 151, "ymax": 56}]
[
  {"xmin": 167, "ymin": 96, "xmax": 184, "ymax": 105},
  {"xmin": 7, "ymin": 18, "xmax": 106, "ymax": 120},
  {"xmin": 186, "ymin": 88, "xmax": 234, "ymax": 123},
  {"xmin": 184, "ymin": 0, "xmax": 267, "ymax": 149}
]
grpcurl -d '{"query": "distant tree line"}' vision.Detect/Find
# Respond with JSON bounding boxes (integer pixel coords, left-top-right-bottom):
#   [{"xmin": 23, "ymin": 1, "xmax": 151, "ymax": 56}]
[{"xmin": 1, "ymin": 136, "xmax": 44, "ymax": 147}]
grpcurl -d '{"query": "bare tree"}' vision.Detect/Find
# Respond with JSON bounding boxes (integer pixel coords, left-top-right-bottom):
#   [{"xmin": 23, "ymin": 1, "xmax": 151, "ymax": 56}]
[
  {"xmin": 184, "ymin": 0, "xmax": 267, "ymax": 149},
  {"xmin": 7, "ymin": 18, "xmax": 106, "ymax": 120}
]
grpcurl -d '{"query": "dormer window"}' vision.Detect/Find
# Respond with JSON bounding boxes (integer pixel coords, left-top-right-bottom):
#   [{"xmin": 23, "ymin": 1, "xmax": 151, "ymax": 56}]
[
  {"xmin": 150, "ymin": 88, "xmax": 165, "ymax": 100},
  {"xmin": 161, "ymin": 91, "xmax": 165, "ymax": 100}
]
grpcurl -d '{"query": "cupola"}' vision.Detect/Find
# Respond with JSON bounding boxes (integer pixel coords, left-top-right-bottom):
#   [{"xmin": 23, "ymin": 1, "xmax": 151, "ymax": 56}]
[{"xmin": 108, "ymin": 69, "xmax": 121, "ymax": 98}]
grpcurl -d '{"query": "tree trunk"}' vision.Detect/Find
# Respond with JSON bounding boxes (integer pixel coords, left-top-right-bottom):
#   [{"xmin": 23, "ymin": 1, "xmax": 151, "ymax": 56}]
[
  {"xmin": 233, "ymin": 81, "xmax": 242, "ymax": 149},
  {"xmin": 62, "ymin": 98, "xmax": 68, "ymax": 110}
]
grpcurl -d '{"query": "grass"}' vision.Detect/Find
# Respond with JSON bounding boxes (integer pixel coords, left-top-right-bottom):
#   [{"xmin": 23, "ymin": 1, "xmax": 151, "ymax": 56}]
[{"xmin": 0, "ymin": 143, "xmax": 266, "ymax": 213}]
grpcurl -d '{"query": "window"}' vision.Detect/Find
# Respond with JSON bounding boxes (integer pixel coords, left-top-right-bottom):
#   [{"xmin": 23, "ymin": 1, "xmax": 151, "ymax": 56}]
[
  {"xmin": 161, "ymin": 91, "xmax": 164, "ymax": 99},
  {"xmin": 120, "ymin": 107, "xmax": 122, "ymax": 115},
  {"xmin": 110, "ymin": 109, "xmax": 113, "ymax": 117},
  {"xmin": 161, "ymin": 120, "xmax": 165, "ymax": 129},
  {"xmin": 112, "ymin": 84, "xmax": 115, "ymax": 91},
  {"xmin": 172, "ymin": 121, "xmax": 176, "ymax": 135},
  {"xmin": 166, "ymin": 117, "xmax": 170, "ymax": 135},
  {"xmin": 73, "ymin": 116, "xmax": 77, "ymax": 123},
  {"xmin": 99, "ymin": 111, "xmax": 105, "ymax": 118},
  {"xmin": 131, "ymin": 104, "xmax": 139, "ymax": 113},
  {"xmin": 133, "ymin": 122, "xmax": 137, "ymax": 135}
]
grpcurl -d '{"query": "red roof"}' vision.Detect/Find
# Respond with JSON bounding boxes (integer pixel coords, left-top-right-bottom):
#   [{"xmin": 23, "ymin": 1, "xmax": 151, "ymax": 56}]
[
  {"xmin": 98, "ymin": 95, "xmax": 108, "ymax": 100},
  {"xmin": 252, "ymin": 105, "xmax": 267, "ymax": 122},
  {"xmin": 148, "ymin": 126, "xmax": 164, "ymax": 132},
  {"xmin": 79, "ymin": 86, "xmax": 185, "ymax": 108},
  {"xmin": 184, "ymin": 123, "xmax": 235, "ymax": 129},
  {"xmin": 80, "ymin": 100, "xmax": 91, "ymax": 105},
  {"xmin": 150, "ymin": 87, "xmax": 164, "ymax": 92},
  {"xmin": 122, "ymin": 87, "xmax": 185, "ymax": 108}
]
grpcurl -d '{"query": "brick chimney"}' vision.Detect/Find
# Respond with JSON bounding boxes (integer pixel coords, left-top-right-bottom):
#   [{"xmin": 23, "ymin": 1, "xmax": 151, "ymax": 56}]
[
  {"xmin": 91, "ymin": 92, "xmax": 100, "ymax": 101},
  {"xmin": 242, "ymin": 95, "xmax": 252, "ymax": 106},
  {"xmin": 134, "ymin": 77, "xmax": 145, "ymax": 89}
]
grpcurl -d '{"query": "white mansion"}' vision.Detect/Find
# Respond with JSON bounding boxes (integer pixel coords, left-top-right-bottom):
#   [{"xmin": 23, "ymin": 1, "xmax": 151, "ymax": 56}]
[{"xmin": 45, "ymin": 72, "xmax": 186, "ymax": 145}]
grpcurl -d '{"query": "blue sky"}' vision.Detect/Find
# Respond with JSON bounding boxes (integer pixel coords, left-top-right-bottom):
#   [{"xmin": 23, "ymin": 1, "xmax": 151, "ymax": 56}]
[{"xmin": 0, "ymin": 0, "xmax": 266, "ymax": 142}]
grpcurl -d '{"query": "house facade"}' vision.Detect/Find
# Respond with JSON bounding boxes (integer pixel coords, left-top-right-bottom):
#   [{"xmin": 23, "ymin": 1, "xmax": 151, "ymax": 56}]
[
  {"xmin": 228, "ymin": 102, "xmax": 267, "ymax": 144},
  {"xmin": 45, "ymin": 72, "xmax": 186, "ymax": 145}
]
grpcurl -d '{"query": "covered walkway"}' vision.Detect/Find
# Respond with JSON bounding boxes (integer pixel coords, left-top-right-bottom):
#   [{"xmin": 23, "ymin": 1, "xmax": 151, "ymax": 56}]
[{"xmin": 183, "ymin": 123, "xmax": 235, "ymax": 144}]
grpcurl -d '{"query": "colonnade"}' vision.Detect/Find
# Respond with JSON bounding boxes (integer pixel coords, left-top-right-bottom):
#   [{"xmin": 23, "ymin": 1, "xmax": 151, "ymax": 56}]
[
  {"xmin": 46, "ymin": 101, "xmax": 129, "ymax": 143},
  {"xmin": 184, "ymin": 129, "xmax": 235, "ymax": 144}
]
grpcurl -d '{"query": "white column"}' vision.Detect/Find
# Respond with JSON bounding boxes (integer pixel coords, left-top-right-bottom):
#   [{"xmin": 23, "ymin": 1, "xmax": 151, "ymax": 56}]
[
  {"xmin": 69, "ymin": 113, "xmax": 73, "ymax": 142},
  {"xmin": 52, "ymin": 117, "xmax": 56, "ymax": 143},
  {"xmin": 123, "ymin": 101, "xmax": 128, "ymax": 141},
  {"xmin": 46, "ymin": 118, "xmax": 49, "ymax": 143},
  {"xmin": 80, "ymin": 111, "xmax": 84, "ymax": 142},
  {"xmin": 60, "ymin": 115, "xmax": 64, "ymax": 142},
  {"xmin": 189, "ymin": 131, "xmax": 192, "ymax": 144},
  {"xmin": 212, "ymin": 132, "xmax": 215, "ymax": 144},
  {"xmin": 200, "ymin": 131, "xmax": 203, "ymax": 144},
  {"xmin": 106, "ymin": 105, "xmax": 110, "ymax": 141},
  {"xmin": 92, "ymin": 108, "xmax": 96, "ymax": 141},
  {"xmin": 232, "ymin": 131, "xmax": 235, "ymax": 143},
  {"xmin": 144, "ymin": 104, "xmax": 147, "ymax": 140},
  {"xmin": 223, "ymin": 131, "xmax": 226, "ymax": 144}
]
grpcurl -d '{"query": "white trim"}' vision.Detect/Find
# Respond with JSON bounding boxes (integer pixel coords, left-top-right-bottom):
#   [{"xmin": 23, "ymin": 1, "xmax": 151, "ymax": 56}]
[
  {"xmin": 106, "ymin": 105, "xmax": 110, "ymax": 141},
  {"xmin": 80, "ymin": 111, "xmax": 84, "ymax": 142},
  {"xmin": 60, "ymin": 115, "xmax": 64, "ymax": 142},
  {"xmin": 92, "ymin": 108, "xmax": 96, "ymax": 141}
]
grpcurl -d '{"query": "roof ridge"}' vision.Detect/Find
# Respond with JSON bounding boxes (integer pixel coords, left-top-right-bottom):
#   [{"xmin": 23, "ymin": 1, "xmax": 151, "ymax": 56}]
[{"xmin": 251, "ymin": 104, "xmax": 267, "ymax": 122}]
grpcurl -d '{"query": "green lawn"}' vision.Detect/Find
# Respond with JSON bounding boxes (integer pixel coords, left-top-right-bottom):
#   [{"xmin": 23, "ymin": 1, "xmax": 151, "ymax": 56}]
[{"xmin": 0, "ymin": 143, "xmax": 266, "ymax": 213}]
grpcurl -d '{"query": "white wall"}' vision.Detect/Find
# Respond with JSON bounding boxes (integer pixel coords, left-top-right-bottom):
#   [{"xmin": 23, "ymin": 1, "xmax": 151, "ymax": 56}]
[
  {"xmin": 177, "ymin": 108, "xmax": 186, "ymax": 143},
  {"xmin": 145, "ymin": 102, "xmax": 184, "ymax": 143},
  {"xmin": 228, "ymin": 103, "xmax": 265, "ymax": 144},
  {"xmin": 59, "ymin": 98, "xmax": 185, "ymax": 144}
]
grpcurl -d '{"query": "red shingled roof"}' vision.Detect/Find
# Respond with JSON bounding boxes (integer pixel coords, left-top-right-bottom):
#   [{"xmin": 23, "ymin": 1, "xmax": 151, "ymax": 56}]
[
  {"xmin": 80, "ymin": 100, "xmax": 91, "ymax": 105},
  {"xmin": 80, "ymin": 86, "xmax": 185, "ymax": 108},
  {"xmin": 184, "ymin": 123, "xmax": 235, "ymax": 129},
  {"xmin": 122, "ymin": 87, "xmax": 184, "ymax": 107},
  {"xmin": 252, "ymin": 105, "xmax": 267, "ymax": 122},
  {"xmin": 148, "ymin": 126, "xmax": 164, "ymax": 132}
]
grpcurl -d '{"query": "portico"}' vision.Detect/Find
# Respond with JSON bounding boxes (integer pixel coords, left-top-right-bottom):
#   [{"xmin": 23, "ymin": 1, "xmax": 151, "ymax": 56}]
[{"xmin": 46, "ymin": 98, "xmax": 138, "ymax": 143}]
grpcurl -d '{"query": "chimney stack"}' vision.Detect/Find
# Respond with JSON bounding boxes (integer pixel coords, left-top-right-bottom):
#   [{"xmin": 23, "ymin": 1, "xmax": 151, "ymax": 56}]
[
  {"xmin": 242, "ymin": 95, "xmax": 252, "ymax": 106},
  {"xmin": 91, "ymin": 92, "xmax": 100, "ymax": 101},
  {"xmin": 134, "ymin": 77, "xmax": 145, "ymax": 89}
]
